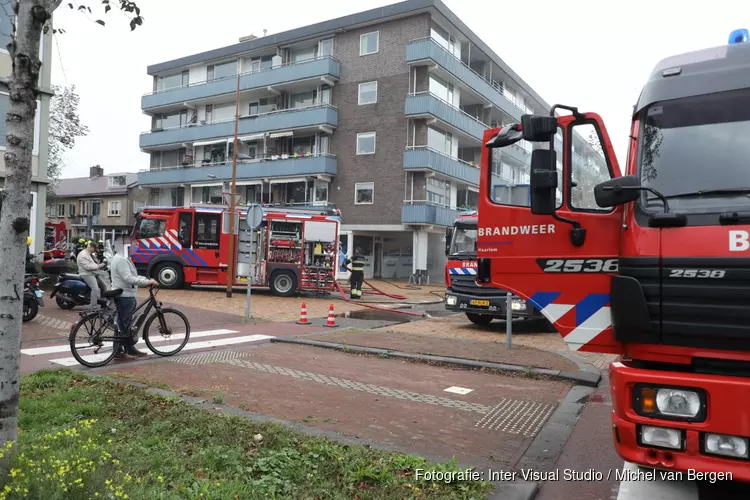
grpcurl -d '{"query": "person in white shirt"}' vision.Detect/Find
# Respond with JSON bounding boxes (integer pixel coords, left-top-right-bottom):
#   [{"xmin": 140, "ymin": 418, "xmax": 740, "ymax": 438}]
[
  {"xmin": 76, "ymin": 242, "xmax": 105, "ymax": 310},
  {"xmin": 110, "ymin": 250, "xmax": 158, "ymax": 358}
]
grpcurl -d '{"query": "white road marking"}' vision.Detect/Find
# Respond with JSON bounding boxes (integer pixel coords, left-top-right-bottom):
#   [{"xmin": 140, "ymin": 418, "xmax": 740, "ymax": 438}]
[
  {"xmin": 616, "ymin": 462, "xmax": 698, "ymax": 500},
  {"xmin": 48, "ymin": 334, "xmax": 274, "ymax": 367},
  {"xmin": 444, "ymin": 386, "xmax": 473, "ymax": 395},
  {"xmin": 21, "ymin": 329, "xmax": 240, "ymax": 356}
]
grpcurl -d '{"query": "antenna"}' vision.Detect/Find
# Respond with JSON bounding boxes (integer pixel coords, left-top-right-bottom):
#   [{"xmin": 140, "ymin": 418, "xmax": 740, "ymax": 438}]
[{"xmin": 263, "ymin": 29, "xmax": 267, "ymax": 37}]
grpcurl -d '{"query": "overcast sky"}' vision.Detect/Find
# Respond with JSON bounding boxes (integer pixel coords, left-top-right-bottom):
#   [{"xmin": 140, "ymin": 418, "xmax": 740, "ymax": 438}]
[{"xmin": 50, "ymin": 0, "xmax": 749, "ymax": 178}]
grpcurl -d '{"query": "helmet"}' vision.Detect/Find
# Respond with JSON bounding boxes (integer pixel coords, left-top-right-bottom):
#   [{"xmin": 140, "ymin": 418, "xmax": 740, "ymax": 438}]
[{"xmin": 26, "ymin": 236, "xmax": 31, "ymax": 246}]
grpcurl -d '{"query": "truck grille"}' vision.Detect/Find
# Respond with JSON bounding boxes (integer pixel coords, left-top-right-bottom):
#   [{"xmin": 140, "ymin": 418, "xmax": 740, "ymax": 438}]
[
  {"xmin": 618, "ymin": 257, "xmax": 750, "ymax": 351},
  {"xmin": 449, "ymin": 275, "xmax": 506, "ymax": 297}
]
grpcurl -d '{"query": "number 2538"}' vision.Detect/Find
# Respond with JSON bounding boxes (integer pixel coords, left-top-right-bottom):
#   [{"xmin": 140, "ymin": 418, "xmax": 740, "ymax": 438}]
[{"xmin": 541, "ymin": 259, "xmax": 618, "ymax": 273}]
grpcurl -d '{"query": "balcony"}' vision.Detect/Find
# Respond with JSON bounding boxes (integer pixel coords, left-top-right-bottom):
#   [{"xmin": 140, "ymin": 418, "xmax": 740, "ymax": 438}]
[
  {"xmin": 73, "ymin": 215, "xmax": 100, "ymax": 226},
  {"xmin": 142, "ymin": 56, "xmax": 340, "ymax": 111},
  {"xmin": 405, "ymin": 93, "xmax": 486, "ymax": 142},
  {"xmin": 403, "ymin": 147, "xmax": 479, "ymax": 185},
  {"xmin": 138, "ymin": 153, "xmax": 338, "ymax": 186},
  {"xmin": 139, "ymin": 104, "xmax": 338, "ymax": 149},
  {"xmin": 406, "ymin": 38, "xmax": 523, "ymax": 122},
  {"xmin": 401, "ymin": 202, "xmax": 458, "ymax": 227}
]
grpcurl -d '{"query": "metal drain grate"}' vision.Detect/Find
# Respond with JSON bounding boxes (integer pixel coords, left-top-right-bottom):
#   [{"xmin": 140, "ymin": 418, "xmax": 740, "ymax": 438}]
[
  {"xmin": 474, "ymin": 399, "xmax": 556, "ymax": 437},
  {"xmin": 169, "ymin": 349, "xmax": 253, "ymax": 366}
]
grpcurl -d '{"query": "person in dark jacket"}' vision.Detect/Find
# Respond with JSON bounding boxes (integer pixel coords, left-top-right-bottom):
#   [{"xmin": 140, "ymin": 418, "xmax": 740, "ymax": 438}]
[{"xmin": 345, "ymin": 247, "xmax": 366, "ymax": 299}]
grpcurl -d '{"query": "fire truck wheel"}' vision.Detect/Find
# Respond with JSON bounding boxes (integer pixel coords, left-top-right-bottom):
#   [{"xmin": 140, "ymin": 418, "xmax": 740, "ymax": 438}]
[
  {"xmin": 270, "ymin": 270, "xmax": 297, "ymax": 297},
  {"xmin": 153, "ymin": 263, "xmax": 184, "ymax": 289},
  {"xmin": 466, "ymin": 313, "xmax": 493, "ymax": 326}
]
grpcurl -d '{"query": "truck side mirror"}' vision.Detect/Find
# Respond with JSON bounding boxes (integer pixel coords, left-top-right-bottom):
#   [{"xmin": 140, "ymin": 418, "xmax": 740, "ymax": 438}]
[
  {"xmin": 444, "ymin": 227, "xmax": 453, "ymax": 257},
  {"xmin": 594, "ymin": 175, "xmax": 641, "ymax": 207},
  {"xmin": 529, "ymin": 149, "xmax": 558, "ymax": 215},
  {"xmin": 521, "ymin": 114, "xmax": 558, "ymax": 142}
]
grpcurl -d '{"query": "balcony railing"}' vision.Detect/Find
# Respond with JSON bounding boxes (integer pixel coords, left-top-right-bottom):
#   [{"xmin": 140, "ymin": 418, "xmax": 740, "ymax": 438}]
[
  {"xmin": 74, "ymin": 215, "xmax": 101, "ymax": 226},
  {"xmin": 403, "ymin": 147, "xmax": 479, "ymax": 185},
  {"xmin": 401, "ymin": 201, "xmax": 458, "ymax": 227},
  {"xmin": 407, "ymin": 38, "xmax": 526, "ymax": 121},
  {"xmin": 138, "ymin": 153, "xmax": 338, "ymax": 186},
  {"xmin": 139, "ymin": 103, "xmax": 338, "ymax": 149},
  {"xmin": 142, "ymin": 56, "xmax": 340, "ymax": 110},
  {"xmin": 405, "ymin": 92, "xmax": 487, "ymax": 141}
]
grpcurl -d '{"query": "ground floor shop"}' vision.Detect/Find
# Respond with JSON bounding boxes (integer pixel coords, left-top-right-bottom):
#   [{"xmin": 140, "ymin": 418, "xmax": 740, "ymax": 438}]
[{"xmin": 338, "ymin": 225, "xmax": 447, "ymax": 284}]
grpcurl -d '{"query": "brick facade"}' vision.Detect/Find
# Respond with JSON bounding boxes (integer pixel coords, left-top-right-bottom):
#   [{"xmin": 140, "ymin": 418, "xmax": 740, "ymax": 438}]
[{"xmin": 329, "ymin": 14, "xmax": 430, "ymax": 226}]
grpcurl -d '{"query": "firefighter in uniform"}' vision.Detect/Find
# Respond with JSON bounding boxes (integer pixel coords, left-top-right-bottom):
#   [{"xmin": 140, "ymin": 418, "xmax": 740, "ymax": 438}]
[{"xmin": 345, "ymin": 247, "xmax": 366, "ymax": 299}]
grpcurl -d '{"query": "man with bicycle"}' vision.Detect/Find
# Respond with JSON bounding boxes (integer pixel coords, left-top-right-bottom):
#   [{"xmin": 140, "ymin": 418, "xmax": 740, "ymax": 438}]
[{"xmin": 110, "ymin": 250, "xmax": 158, "ymax": 358}]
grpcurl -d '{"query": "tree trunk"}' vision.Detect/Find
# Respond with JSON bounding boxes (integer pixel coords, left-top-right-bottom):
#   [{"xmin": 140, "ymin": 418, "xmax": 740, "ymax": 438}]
[{"xmin": 0, "ymin": 0, "xmax": 58, "ymax": 467}]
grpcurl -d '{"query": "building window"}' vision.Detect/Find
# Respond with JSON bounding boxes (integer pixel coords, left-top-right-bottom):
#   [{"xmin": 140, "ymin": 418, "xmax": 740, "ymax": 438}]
[
  {"xmin": 313, "ymin": 182, "xmax": 328, "ymax": 205},
  {"xmin": 318, "ymin": 38, "xmax": 333, "ymax": 57},
  {"xmin": 57, "ymin": 204, "xmax": 65, "ymax": 216},
  {"xmin": 356, "ymin": 132, "xmax": 376, "ymax": 155},
  {"xmin": 108, "ymin": 201, "xmax": 122, "ymax": 217},
  {"xmin": 427, "ymin": 127, "xmax": 454, "ymax": 156},
  {"xmin": 355, "ymin": 182, "xmax": 374, "ymax": 205},
  {"xmin": 426, "ymin": 177, "xmax": 450, "ymax": 206},
  {"xmin": 207, "ymin": 60, "xmax": 236, "ymax": 81},
  {"xmin": 358, "ymin": 81, "xmax": 377, "ymax": 105},
  {"xmin": 108, "ymin": 175, "xmax": 126, "ymax": 187},
  {"xmin": 156, "ymin": 70, "xmax": 188, "ymax": 92},
  {"xmin": 360, "ymin": 31, "xmax": 379, "ymax": 56}
]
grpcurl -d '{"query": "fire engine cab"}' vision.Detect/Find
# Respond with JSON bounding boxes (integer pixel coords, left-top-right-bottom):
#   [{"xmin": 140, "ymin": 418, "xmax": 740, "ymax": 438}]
[
  {"xmin": 477, "ymin": 30, "xmax": 750, "ymax": 481},
  {"xmin": 130, "ymin": 204, "xmax": 341, "ymax": 296},
  {"xmin": 444, "ymin": 211, "xmax": 545, "ymax": 326}
]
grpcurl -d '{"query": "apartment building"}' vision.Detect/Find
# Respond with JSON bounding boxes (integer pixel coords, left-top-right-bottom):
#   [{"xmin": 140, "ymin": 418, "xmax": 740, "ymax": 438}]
[
  {"xmin": 46, "ymin": 166, "xmax": 148, "ymax": 253},
  {"xmin": 0, "ymin": 10, "xmax": 53, "ymax": 255},
  {"xmin": 138, "ymin": 0, "xmax": 607, "ymax": 281}
]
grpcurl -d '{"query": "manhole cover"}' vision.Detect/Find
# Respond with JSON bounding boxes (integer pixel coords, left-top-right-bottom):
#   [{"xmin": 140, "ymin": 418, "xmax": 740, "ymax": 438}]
[{"xmin": 474, "ymin": 399, "xmax": 556, "ymax": 438}]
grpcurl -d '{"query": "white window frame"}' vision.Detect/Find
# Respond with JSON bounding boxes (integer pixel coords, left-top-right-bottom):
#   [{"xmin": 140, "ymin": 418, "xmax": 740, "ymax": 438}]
[
  {"xmin": 358, "ymin": 81, "xmax": 378, "ymax": 105},
  {"xmin": 354, "ymin": 182, "xmax": 374, "ymax": 205},
  {"xmin": 108, "ymin": 200, "xmax": 122, "ymax": 217},
  {"xmin": 356, "ymin": 132, "xmax": 376, "ymax": 155},
  {"xmin": 108, "ymin": 175, "xmax": 126, "ymax": 187},
  {"xmin": 359, "ymin": 31, "xmax": 379, "ymax": 56}
]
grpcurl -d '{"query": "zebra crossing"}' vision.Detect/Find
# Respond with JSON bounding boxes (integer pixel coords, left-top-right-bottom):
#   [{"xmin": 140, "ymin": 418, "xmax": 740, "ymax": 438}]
[{"xmin": 21, "ymin": 328, "xmax": 275, "ymax": 368}]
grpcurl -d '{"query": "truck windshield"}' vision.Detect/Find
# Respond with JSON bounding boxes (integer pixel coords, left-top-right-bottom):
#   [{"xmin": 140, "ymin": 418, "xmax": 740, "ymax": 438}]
[
  {"xmin": 449, "ymin": 225, "xmax": 477, "ymax": 257},
  {"xmin": 134, "ymin": 217, "xmax": 166, "ymax": 239},
  {"xmin": 639, "ymin": 88, "xmax": 750, "ymax": 213}
]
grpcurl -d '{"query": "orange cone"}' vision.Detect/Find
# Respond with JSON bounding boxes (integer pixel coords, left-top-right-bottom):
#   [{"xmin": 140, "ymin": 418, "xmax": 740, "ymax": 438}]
[
  {"xmin": 323, "ymin": 304, "xmax": 337, "ymax": 327},
  {"xmin": 296, "ymin": 302, "xmax": 311, "ymax": 325}
]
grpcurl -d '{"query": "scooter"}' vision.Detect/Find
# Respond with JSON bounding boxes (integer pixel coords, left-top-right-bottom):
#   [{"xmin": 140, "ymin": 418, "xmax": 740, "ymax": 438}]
[
  {"xmin": 50, "ymin": 251, "xmax": 112, "ymax": 310},
  {"xmin": 23, "ymin": 275, "xmax": 46, "ymax": 322}
]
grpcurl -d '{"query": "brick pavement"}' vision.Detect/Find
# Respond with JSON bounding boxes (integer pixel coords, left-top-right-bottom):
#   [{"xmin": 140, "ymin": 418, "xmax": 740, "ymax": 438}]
[
  {"xmin": 298, "ymin": 330, "xmax": 579, "ymax": 372},
  {"xmin": 380, "ymin": 314, "xmax": 618, "ymax": 370},
  {"xmin": 136, "ymin": 280, "xmax": 444, "ymax": 322},
  {"xmin": 103, "ymin": 342, "xmax": 572, "ymax": 471}
]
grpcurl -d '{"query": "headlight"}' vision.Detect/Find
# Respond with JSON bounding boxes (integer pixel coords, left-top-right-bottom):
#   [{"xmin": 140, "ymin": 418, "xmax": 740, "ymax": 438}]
[
  {"xmin": 632, "ymin": 384, "xmax": 706, "ymax": 422},
  {"xmin": 704, "ymin": 433, "xmax": 749, "ymax": 459},
  {"xmin": 639, "ymin": 425, "xmax": 683, "ymax": 450},
  {"xmin": 511, "ymin": 299, "xmax": 526, "ymax": 311},
  {"xmin": 445, "ymin": 295, "xmax": 457, "ymax": 306}
]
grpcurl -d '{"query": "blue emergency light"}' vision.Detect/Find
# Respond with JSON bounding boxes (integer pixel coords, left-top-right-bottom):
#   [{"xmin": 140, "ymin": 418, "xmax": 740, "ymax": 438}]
[{"xmin": 729, "ymin": 29, "xmax": 749, "ymax": 44}]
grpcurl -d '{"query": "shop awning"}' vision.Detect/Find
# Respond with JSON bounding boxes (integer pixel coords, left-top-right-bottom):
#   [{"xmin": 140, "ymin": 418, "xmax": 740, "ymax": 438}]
[
  {"xmin": 235, "ymin": 180, "xmax": 263, "ymax": 186},
  {"xmin": 193, "ymin": 139, "xmax": 227, "ymax": 147},
  {"xmin": 269, "ymin": 130, "xmax": 293, "ymax": 139},
  {"xmin": 190, "ymin": 182, "xmax": 223, "ymax": 188},
  {"xmin": 238, "ymin": 133, "xmax": 265, "ymax": 142},
  {"xmin": 269, "ymin": 177, "xmax": 307, "ymax": 185}
]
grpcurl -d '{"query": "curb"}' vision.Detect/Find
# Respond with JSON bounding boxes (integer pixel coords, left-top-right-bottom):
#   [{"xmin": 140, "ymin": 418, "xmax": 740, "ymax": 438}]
[{"xmin": 270, "ymin": 336, "xmax": 601, "ymax": 387}]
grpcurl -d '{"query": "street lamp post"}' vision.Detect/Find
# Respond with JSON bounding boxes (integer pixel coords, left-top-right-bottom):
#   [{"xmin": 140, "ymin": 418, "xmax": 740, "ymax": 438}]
[{"xmin": 225, "ymin": 69, "xmax": 242, "ymax": 298}]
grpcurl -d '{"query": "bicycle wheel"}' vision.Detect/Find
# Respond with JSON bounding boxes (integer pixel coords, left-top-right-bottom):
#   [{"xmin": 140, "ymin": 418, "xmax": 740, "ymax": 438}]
[
  {"xmin": 143, "ymin": 308, "xmax": 190, "ymax": 356},
  {"xmin": 69, "ymin": 313, "xmax": 118, "ymax": 368}
]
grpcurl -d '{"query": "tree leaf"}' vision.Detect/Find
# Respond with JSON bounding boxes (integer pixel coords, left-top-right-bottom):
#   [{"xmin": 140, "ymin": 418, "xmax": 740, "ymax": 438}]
[
  {"xmin": 95, "ymin": 19, "xmax": 105, "ymax": 26},
  {"xmin": 68, "ymin": 3, "xmax": 74, "ymax": 8},
  {"xmin": 77, "ymin": 5, "xmax": 86, "ymax": 10},
  {"xmin": 104, "ymin": 5, "xmax": 111, "ymax": 12}
]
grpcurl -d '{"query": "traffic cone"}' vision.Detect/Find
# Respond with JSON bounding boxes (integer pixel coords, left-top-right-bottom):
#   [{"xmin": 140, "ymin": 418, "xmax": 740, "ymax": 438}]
[
  {"xmin": 296, "ymin": 302, "xmax": 311, "ymax": 325},
  {"xmin": 323, "ymin": 304, "xmax": 337, "ymax": 327}
]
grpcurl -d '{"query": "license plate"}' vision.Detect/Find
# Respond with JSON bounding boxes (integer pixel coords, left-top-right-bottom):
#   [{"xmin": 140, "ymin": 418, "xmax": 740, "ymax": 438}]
[
  {"xmin": 34, "ymin": 290, "xmax": 42, "ymax": 298},
  {"xmin": 470, "ymin": 299, "xmax": 490, "ymax": 307}
]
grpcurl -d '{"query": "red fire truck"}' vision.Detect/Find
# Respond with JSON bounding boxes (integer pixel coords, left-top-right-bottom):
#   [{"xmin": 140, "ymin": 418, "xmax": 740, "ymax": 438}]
[
  {"xmin": 43, "ymin": 220, "xmax": 67, "ymax": 259},
  {"xmin": 130, "ymin": 204, "xmax": 341, "ymax": 296},
  {"xmin": 444, "ymin": 211, "xmax": 547, "ymax": 326},
  {"xmin": 476, "ymin": 30, "xmax": 750, "ymax": 480}
]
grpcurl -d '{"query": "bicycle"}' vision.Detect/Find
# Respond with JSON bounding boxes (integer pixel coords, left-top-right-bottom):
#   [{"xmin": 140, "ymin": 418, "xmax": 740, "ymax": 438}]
[{"xmin": 68, "ymin": 285, "xmax": 191, "ymax": 368}]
